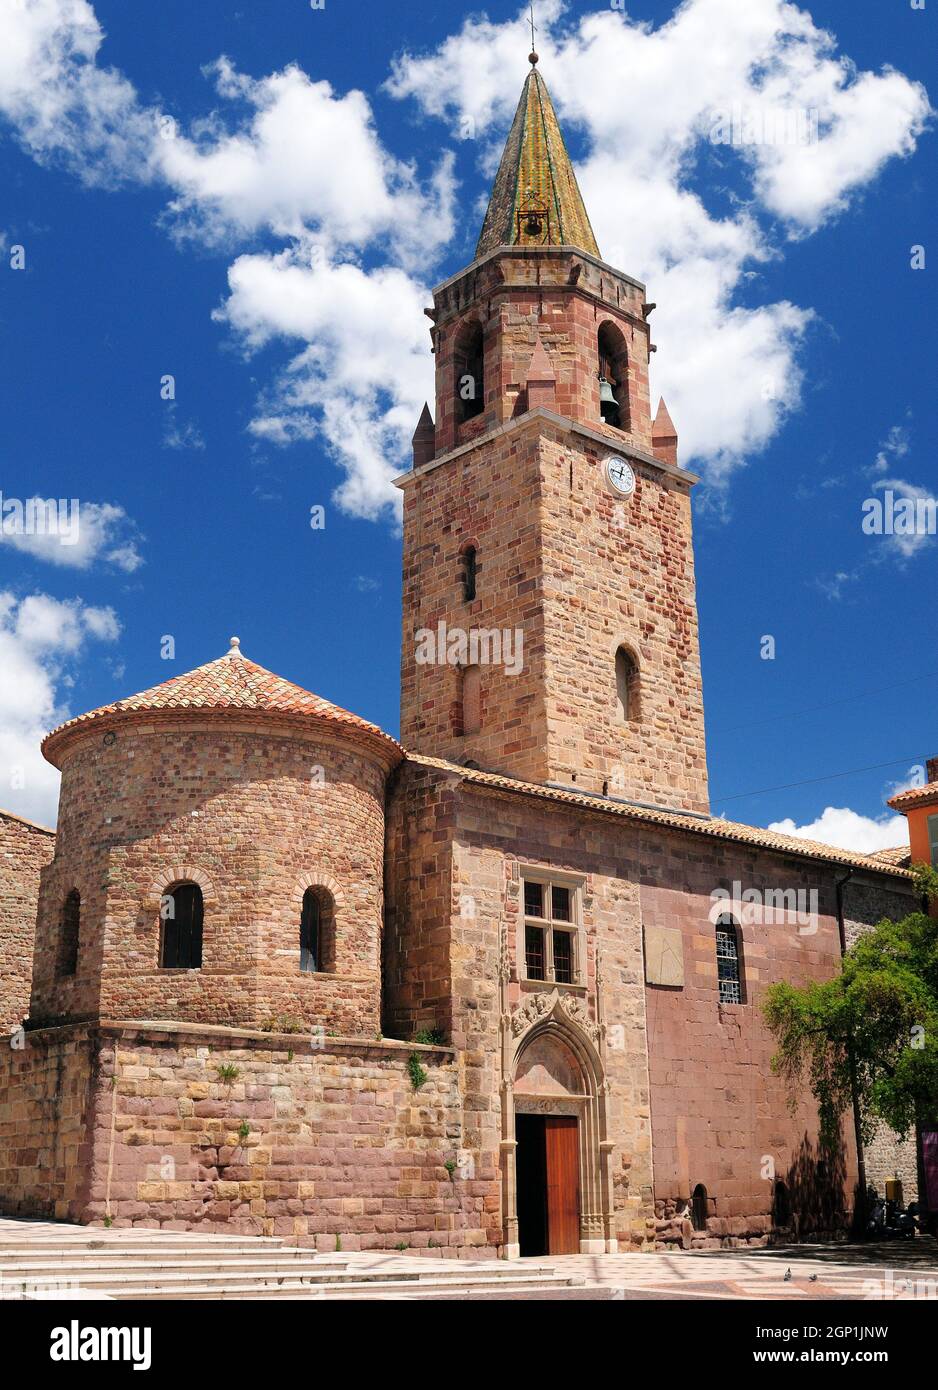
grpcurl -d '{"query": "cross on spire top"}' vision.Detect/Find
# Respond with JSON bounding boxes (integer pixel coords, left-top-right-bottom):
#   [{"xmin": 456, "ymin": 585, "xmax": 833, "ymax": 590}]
[{"xmin": 528, "ymin": 1, "xmax": 538, "ymax": 65}]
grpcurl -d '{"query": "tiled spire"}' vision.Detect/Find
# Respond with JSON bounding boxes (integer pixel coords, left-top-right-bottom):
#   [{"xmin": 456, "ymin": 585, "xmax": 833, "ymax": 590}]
[{"xmin": 475, "ymin": 61, "xmax": 600, "ymax": 260}]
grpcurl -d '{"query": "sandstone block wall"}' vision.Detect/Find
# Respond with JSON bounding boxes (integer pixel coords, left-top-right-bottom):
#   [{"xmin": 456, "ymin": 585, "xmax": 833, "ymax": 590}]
[
  {"xmin": 31, "ymin": 721, "xmax": 388, "ymax": 1036},
  {"xmin": 448, "ymin": 784, "xmax": 658, "ymax": 1250},
  {"xmin": 399, "ymin": 411, "xmax": 707, "ymax": 810},
  {"xmin": 383, "ymin": 763, "xmax": 458, "ymax": 1042},
  {"xmin": 0, "ymin": 809, "xmax": 55, "ymax": 1033},
  {"xmin": 0, "ymin": 1023, "xmax": 96, "ymax": 1219},
  {"xmin": 642, "ymin": 835, "xmax": 865, "ymax": 1245},
  {"xmin": 537, "ymin": 423, "xmax": 707, "ymax": 809},
  {"xmin": 388, "ymin": 767, "xmax": 891, "ymax": 1250},
  {"xmin": 399, "ymin": 415, "xmax": 550, "ymax": 779},
  {"xmin": 0, "ymin": 1021, "xmax": 498, "ymax": 1253}
]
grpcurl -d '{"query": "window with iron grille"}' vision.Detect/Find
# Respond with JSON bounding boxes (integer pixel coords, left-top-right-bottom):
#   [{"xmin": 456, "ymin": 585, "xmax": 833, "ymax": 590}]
[
  {"xmin": 522, "ymin": 876, "xmax": 581, "ymax": 985},
  {"xmin": 715, "ymin": 915, "xmax": 742, "ymax": 1003}
]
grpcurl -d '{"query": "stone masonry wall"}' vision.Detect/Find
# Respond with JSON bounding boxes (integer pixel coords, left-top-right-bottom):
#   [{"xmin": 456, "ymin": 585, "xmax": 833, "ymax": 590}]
[
  {"xmin": 31, "ymin": 720, "xmax": 388, "ymax": 1036},
  {"xmin": 448, "ymin": 783, "xmax": 657, "ymax": 1250},
  {"xmin": 388, "ymin": 768, "xmax": 890, "ymax": 1251},
  {"xmin": 0, "ymin": 809, "xmax": 55, "ymax": 1033},
  {"xmin": 0, "ymin": 1021, "xmax": 497, "ymax": 1254},
  {"xmin": 399, "ymin": 414, "xmax": 550, "ymax": 781},
  {"xmin": 383, "ymin": 762, "xmax": 458, "ymax": 1043},
  {"xmin": 399, "ymin": 409, "xmax": 707, "ymax": 811},
  {"xmin": 537, "ymin": 421, "xmax": 708, "ymax": 809},
  {"xmin": 0, "ymin": 1023, "xmax": 97, "ymax": 1219},
  {"xmin": 642, "ymin": 834, "xmax": 866, "ymax": 1247}
]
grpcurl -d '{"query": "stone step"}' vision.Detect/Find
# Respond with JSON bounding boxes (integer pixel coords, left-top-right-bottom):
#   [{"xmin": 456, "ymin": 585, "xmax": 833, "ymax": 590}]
[
  {"xmin": 106, "ymin": 1273, "xmax": 586, "ymax": 1300},
  {"xmin": 0, "ymin": 1252, "xmax": 351, "ymax": 1271},
  {"xmin": 0, "ymin": 1235, "xmax": 289, "ymax": 1254},
  {"xmin": 1, "ymin": 1263, "xmax": 575, "ymax": 1292}
]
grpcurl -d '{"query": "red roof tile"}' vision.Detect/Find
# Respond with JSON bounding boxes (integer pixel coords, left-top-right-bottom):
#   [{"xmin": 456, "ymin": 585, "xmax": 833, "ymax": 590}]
[
  {"xmin": 43, "ymin": 639, "xmax": 401, "ymax": 767},
  {"xmin": 887, "ymin": 780, "xmax": 938, "ymax": 812},
  {"xmin": 405, "ymin": 753, "xmax": 913, "ymax": 879}
]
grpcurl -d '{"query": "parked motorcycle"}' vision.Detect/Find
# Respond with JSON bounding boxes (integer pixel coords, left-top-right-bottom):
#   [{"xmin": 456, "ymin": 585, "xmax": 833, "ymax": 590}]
[{"xmin": 866, "ymin": 1194, "xmax": 918, "ymax": 1240}]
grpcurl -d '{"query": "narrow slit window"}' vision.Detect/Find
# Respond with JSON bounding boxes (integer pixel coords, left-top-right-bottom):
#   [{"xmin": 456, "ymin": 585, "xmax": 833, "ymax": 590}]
[
  {"xmin": 462, "ymin": 546, "xmax": 477, "ymax": 602},
  {"xmin": 58, "ymin": 889, "xmax": 81, "ymax": 979},
  {"xmin": 300, "ymin": 888, "xmax": 321, "ymax": 973}
]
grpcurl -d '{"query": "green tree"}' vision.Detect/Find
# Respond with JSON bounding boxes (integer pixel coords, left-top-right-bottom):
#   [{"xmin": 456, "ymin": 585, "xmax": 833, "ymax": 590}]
[{"xmin": 764, "ymin": 868, "xmax": 938, "ymax": 1149}]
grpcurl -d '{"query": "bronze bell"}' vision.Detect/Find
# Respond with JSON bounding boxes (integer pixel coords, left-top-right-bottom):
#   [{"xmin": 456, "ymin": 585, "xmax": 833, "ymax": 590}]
[{"xmin": 598, "ymin": 377, "xmax": 618, "ymax": 405}]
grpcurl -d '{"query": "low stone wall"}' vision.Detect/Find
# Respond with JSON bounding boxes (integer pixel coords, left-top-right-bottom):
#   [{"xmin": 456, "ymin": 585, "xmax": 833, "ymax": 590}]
[
  {"xmin": 0, "ymin": 1021, "xmax": 498, "ymax": 1256},
  {"xmin": 0, "ymin": 1024, "xmax": 97, "ymax": 1219}
]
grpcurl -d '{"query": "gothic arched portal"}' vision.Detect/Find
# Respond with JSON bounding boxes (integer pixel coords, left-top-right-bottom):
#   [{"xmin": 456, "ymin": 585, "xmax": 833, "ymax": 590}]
[{"xmin": 500, "ymin": 984, "xmax": 616, "ymax": 1257}]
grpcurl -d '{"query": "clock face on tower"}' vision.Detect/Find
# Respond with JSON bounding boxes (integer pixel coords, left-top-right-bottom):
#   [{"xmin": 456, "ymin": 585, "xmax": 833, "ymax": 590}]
[{"xmin": 604, "ymin": 455, "xmax": 635, "ymax": 496}]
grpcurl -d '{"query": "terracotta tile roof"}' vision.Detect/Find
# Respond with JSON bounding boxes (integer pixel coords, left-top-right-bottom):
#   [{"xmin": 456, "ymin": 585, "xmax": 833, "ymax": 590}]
[
  {"xmin": 867, "ymin": 844, "xmax": 912, "ymax": 867},
  {"xmin": 887, "ymin": 780, "xmax": 938, "ymax": 811},
  {"xmin": 405, "ymin": 753, "xmax": 913, "ymax": 879},
  {"xmin": 42, "ymin": 639, "xmax": 402, "ymax": 767},
  {"xmin": 475, "ymin": 66, "xmax": 601, "ymax": 260}
]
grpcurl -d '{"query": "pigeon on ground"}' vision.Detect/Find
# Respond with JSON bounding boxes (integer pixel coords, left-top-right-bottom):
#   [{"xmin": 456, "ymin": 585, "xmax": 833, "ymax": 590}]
[{"xmin": 783, "ymin": 1268, "xmax": 792, "ymax": 1281}]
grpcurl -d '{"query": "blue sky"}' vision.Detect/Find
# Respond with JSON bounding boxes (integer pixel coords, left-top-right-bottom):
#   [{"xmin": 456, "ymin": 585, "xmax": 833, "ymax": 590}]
[{"xmin": 0, "ymin": 0, "xmax": 934, "ymax": 846}]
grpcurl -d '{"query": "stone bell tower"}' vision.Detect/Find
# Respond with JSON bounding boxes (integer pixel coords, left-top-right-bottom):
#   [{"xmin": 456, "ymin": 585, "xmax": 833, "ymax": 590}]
[{"xmin": 398, "ymin": 57, "xmax": 709, "ymax": 814}]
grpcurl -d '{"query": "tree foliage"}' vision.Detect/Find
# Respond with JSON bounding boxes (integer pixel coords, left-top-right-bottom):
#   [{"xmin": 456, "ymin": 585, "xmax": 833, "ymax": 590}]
[{"xmin": 764, "ymin": 894, "xmax": 938, "ymax": 1146}]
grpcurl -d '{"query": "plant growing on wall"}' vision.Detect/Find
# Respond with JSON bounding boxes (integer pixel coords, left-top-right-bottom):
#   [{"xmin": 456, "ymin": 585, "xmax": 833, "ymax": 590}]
[
  {"xmin": 407, "ymin": 1053, "xmax": 428, "ymax": 1092},
  {"xmin": 216, "ymin": 1063, "xmax": 239, "ymax": 1084}
]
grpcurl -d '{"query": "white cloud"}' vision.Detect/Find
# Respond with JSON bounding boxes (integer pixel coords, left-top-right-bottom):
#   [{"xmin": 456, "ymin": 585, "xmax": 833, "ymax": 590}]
[
  {"xmin": 159, "ymin": 58, "xmax": 455, "ymax": 268},
  {"xmin": 768, "ymin": 805, "xmax": 909, "ymax": 854},
  {"xmin": 0, "ymin": 590, "xmax": 120, "ymax": 825},
  {"xmin": 0, "ymin": 498, "xmax": 143, "ymax": 571},
  {"xmin": 0, "ymin": 0, "xmax": 929, "ymax": 516},
  {"xmin": 388, "ymin": 0, "xmax": 930, "ymax": 488},
  {"xmin": 219, "ymin": 249, "xmax": 433, "ymax": 520},
  {"xmin": 162, "ymin": 410, "xmax": 206, "ymax": 453},
  {"xmin": 869, "ymin": 476, "xmax": 937, "ymax": 562},
  {"xmin": 0, "ymin": 0, "xmax": 156, "ymax": 184}
]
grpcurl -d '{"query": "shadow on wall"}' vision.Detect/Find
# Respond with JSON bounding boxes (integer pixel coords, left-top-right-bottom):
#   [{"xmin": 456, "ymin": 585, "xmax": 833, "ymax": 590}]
[{"xmin": 780, "ymin": 1132, "xmax": 850, "ymax": 1241}]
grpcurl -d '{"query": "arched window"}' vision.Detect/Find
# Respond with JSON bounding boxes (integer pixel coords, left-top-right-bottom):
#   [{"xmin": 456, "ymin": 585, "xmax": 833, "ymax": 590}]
[
  {"xmin": 461, "ymin": 665, "xmax": 481, "ymax": 736},
  {"xmin": 597, "ymin": 322, "xmax": 629, "ymax": 430},
  {"xmin": 454, "ymin": 320, "xmax": 484, "ymax": 422},
  {"xmin": 773, "ymin": 1180, "xmax": 791, "ymax": 1228},
  {"xmin": 462, "ymin": 545, "xmax": 478, "ymax": 602},
  {"xmin": 715, "ymin": 914, "xmax": 743, "ymax": 1004},
  {"xmin": 160, "ymin": 882, "xmax": 203, "ymax": 969},
  {"xmin": 691, "ymin": 1183, "xmax": 708, "ymax": 1232},
  {"xmin": 300, "ymin": 887, "xmax": 335, "ymax": 973},
  {"xmin": 58, "ymin": 889, "xmax": 81, "ymax": 978},
  {"xmin": 615, "ymin": 646, "xmax": 639, "ymax": 723}
]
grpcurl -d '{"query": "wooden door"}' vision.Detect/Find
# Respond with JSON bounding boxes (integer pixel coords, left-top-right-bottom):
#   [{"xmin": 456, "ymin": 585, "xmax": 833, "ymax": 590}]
[{"xmin": 545, "ymin": 1116, "xmax": 580, "ymax": 1254}]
